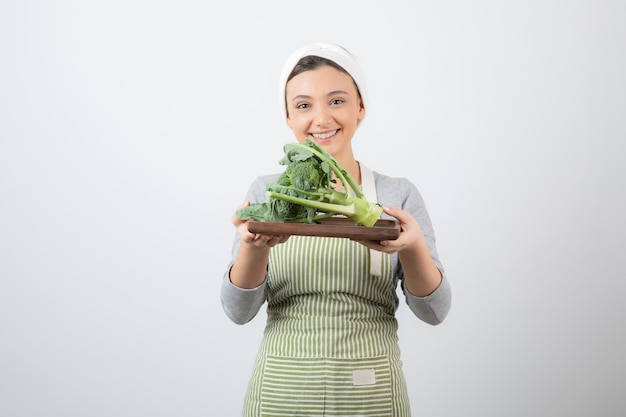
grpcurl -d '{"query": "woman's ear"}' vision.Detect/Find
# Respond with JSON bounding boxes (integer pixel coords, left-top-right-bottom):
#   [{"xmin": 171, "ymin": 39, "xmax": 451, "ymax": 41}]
[{"xmin": 358, "ymin": 99, "xmax": 366, "ymax": 121}]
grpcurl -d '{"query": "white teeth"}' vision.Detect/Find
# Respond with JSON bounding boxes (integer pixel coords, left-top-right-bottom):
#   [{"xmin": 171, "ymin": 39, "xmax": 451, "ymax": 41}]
[{"xmin": 311, "ymin": 130, "xmax": 337, "ymax": 139}]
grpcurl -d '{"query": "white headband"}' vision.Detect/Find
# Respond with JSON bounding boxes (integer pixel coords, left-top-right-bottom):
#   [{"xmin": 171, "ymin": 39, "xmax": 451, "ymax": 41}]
[{"xmin": 278, "ymin": 42, "xmax": 368, "ymax": 118}]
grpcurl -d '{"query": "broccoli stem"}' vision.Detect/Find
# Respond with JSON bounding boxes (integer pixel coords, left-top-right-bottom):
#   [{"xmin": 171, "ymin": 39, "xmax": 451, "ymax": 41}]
[
  {"xmin": 267, "ymin": 190, "xmax": 382, "ymax": 227},
  {"xmin": 261, "ymin": 139, "xmax": 384, "ymax": 226},
  {"xmin": 293, "ymin": 141, "xmax": 365, "ymax": 199}
]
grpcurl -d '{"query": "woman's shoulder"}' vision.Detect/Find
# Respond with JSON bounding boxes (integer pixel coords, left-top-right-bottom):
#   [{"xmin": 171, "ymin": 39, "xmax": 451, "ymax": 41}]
[
  {"xmin": 371, "ymin": 170, "xmax": 424, "ymax": 209},
  {"xmin": 373, "ymin": 171, "xmax": 417, "ymax": 191},
  {"xmin": 244, "ymin": 173, "xmax": 282, "ymax": 203},
  {"xmin": 253, "ymin": 173, "xmax": 282, "ymax": 186}
]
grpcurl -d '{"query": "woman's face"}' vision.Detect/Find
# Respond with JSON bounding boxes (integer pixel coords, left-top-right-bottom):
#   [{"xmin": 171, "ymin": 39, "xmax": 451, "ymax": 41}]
[{"xmin": 285, "ymin": 65, "xmax": 365, "ymax": 158}]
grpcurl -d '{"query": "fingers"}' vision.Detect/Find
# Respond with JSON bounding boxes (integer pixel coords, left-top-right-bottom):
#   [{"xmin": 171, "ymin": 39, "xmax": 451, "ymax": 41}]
[
  {"xmin": 361, "ymin": 241, "xmax": 397, "ymax": 254},
  {"xmin": 250, "ymin": 233, "xmax": 289, "ymax": 248},
  {"xmin": 232, "ymin": 201, "xmax": 250, "ymax": 226},
  {"xmin": 242, "ymin": 231, "xmax": 289, "ymax": 247},
  {"xmin": 262, "ymin": 234, "xmax": 290, "ymax": 247},
  {"xmin": 383, "ymin": 205, "xmax": 410, "ymax": 224},
  {"xmin": 236, "ymin": 201, "xmax": 251, "ymax": 210}
]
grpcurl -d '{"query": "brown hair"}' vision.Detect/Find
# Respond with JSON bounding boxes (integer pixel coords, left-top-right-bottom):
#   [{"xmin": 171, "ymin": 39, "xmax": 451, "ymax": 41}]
[{"xmin": 285, "ymin": 55, "xmax": 363, "ymax": 111}]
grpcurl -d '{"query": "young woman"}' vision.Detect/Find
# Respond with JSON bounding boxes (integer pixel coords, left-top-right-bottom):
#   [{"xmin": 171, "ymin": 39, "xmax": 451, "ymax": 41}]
[{"xmin": 222, "ymin": 42, "xmax": 452, "ymax": 417}]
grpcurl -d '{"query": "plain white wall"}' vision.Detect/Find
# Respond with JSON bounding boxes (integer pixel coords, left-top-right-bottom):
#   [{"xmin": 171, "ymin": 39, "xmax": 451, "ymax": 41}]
[{"xmin": 1, "ymin": 1, "xmax": 624, "ymax": 416}]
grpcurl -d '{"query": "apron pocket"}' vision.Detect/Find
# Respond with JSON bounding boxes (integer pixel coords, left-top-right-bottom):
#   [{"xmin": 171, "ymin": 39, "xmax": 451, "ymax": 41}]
[{"xmin": 261, "ymin": 355, "xmax": 392, "ymax": 417}]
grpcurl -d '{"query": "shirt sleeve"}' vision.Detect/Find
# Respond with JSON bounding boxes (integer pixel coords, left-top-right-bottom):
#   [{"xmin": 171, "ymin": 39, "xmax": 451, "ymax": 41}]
[
  {"xmin": 377, "ymin": 175, "xmax": 452, "ymax": 325},
  {"xmin": 401, "ymin": 274, "xmax": 451, "ymax": 325},
  {"xmin": 221, "ymin": 262, "xmax": 268, "ymax": 325},
  {"xmin": 220, "ymin": 175, "xmax": 277, "ymax": 324}
]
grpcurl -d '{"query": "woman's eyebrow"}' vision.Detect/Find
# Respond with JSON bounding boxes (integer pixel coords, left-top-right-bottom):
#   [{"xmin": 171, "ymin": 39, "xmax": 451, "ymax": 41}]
[
  {"xmin": 290, "ymin": 90, "xmax": 350, "ymax": 102},
  {"xmin": 291, "ymin": 94, "xmax": 311, "ymax": 102}
]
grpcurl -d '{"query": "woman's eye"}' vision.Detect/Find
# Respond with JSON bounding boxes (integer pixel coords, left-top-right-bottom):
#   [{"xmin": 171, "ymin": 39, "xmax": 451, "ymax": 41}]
[
  {"xmin": 296, "ymin": 103, "xmax": 309, "ymax": 109},
  {"xmin": 331, "ymin": 98, "xmax": 344, "ymax": 105}
]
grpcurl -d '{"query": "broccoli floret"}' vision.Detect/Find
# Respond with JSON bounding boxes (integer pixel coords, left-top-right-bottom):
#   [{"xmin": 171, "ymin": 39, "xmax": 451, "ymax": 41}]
[
  {"xmin": 270, "ymin": 160, "xmax": 324, "ymax": 222},
  {"xmin": 236, "ymin": 139, "xmax": 383, "ymax": 227},
  {"xmin": 236, "ymin": 159, "xmax": 321, "ymax": 223}
]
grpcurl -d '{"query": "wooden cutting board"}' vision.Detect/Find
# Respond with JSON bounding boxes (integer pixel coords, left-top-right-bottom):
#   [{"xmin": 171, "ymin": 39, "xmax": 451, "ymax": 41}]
[{"xmin": 247, "ymin": 216, "xmax": 400, "ymax": 240}]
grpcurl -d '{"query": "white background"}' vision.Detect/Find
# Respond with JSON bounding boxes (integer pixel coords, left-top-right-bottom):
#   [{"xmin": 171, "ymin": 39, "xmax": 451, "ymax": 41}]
[{"xmin": 1, "ymin": 1, "xmax": 625, "ymax": 416}]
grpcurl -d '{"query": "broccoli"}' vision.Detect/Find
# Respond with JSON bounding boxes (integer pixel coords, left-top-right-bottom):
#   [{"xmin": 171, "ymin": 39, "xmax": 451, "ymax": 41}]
[{"xmin": 236, "ymin": 139, "xmax": 383, "ymax": 227}]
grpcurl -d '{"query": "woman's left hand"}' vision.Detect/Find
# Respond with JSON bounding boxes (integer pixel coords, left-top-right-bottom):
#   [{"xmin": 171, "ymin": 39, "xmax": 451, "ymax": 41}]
[{"xmin": 353, "ymin": 206, "xmax": 423, "ymax": 254}]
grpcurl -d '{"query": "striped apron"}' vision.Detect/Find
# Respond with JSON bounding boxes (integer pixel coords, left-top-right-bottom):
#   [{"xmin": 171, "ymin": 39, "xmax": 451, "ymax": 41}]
[{"xmin": 241, "ymin": 235, "xmax": 411, "ymax": 417}]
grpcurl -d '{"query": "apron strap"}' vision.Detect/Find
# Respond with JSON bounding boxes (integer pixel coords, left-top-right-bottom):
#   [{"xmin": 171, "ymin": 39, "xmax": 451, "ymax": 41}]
[{"xmin": 359, "ymin": 163, "xmax": 382, "ymax": 277}]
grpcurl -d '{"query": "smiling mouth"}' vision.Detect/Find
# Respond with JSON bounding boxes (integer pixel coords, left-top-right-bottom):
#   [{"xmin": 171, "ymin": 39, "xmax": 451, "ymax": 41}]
[{"xmin": 310, "ymin": 129, "xmax": 338, "ymax": 140}]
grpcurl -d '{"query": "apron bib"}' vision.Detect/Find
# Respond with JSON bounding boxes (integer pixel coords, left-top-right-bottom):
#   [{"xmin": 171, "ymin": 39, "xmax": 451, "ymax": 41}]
[{"xmin": 242, "ymin": 166, "xmax": 411, "ymax": 416}]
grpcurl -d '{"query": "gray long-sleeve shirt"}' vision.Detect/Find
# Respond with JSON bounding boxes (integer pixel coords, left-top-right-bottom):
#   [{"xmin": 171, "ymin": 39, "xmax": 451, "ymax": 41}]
[{"xmin": 221, "ymin": 170, "xmax": 451, "ymax": 326}]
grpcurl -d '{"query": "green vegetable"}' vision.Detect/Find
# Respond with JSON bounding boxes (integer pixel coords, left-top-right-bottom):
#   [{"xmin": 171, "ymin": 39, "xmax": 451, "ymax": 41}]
[{"xmin": 237, "ymin": 139, "xmax": 383, "ymax": 227}]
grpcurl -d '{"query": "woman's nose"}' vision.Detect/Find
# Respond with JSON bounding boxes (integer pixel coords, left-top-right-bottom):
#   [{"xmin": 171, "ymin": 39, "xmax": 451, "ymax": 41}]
[{"xmin": 313, "ymin": 106, "xmax": 331, "ymax": 125}]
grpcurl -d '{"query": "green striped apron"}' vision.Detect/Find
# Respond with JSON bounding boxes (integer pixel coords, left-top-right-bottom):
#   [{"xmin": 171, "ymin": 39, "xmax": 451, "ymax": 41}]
[{"xmin": 241, "ymin": 235, "xmax": 411, "ymax": 417}]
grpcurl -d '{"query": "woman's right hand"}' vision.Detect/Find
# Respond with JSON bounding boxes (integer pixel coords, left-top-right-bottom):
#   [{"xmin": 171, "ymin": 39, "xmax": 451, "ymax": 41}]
[{"xmin": 232, "ymin": 202, "xmax": 290, "ymax": 248}]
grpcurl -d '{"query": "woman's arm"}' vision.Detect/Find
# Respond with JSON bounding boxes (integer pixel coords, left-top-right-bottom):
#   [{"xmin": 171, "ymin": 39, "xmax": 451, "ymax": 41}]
[
  {"xmin": 361, "ymin": 205, "xmax": 451, "ymax": 325},
  {"xmin": 220, "ymin": 175, "xmax": 288, "ymax": 324},
  {"xmin": 357, "ymin": 176, "xmax": 452, "ymax": 324}
]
